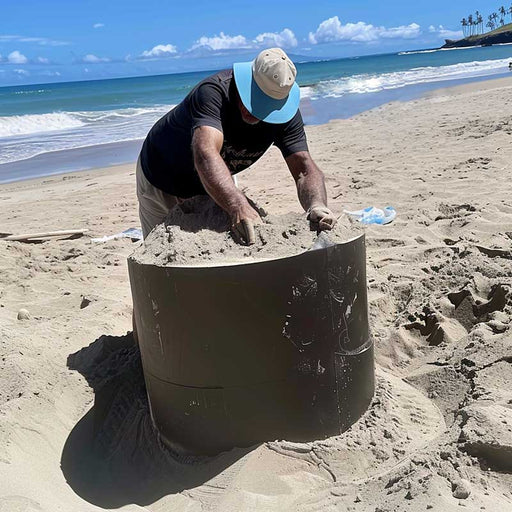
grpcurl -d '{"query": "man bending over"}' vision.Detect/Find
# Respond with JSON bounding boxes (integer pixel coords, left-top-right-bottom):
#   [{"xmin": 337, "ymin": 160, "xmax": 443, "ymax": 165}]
[{"xmin": 137, "ymin": 47, "xmax": 336, "ymax": 244}]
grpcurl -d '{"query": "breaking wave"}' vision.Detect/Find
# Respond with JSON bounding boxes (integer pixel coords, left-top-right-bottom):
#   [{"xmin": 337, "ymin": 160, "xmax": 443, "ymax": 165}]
[
  {"xmin": 0, "ymin": 105, "xmax": 175, "ymax": 164},
  {"xmin": 0, "ymin": 112, "xmax": 84, "ymax": 138},
  {"xmin": 301, "ymin": 57, "xmax": 510, "ymax": 99}
]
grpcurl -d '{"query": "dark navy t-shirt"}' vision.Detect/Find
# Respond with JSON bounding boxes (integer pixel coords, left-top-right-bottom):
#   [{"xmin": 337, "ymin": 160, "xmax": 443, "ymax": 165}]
[{"xmin": 139, "ymin": 69, "xmax": 309, "ymax": 198}]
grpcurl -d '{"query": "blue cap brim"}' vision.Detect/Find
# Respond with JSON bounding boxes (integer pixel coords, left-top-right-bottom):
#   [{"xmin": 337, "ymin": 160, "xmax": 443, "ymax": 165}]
[{"xmin": 233, "ymin": 61, "xmax": 300, "ymax": 124}]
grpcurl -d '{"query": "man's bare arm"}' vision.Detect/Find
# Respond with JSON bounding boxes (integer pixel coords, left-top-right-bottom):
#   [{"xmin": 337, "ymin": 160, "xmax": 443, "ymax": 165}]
[
  {"xmin": 285, "ymin": 150, "xmax": 336, "ymax": 230},
  {"xmin": 285, "ymin": 150, "xmax": 328, "ymax": 210},
  {"xmin": 192, "ymin": 126, "xmax": 260, "ymax": 243}
]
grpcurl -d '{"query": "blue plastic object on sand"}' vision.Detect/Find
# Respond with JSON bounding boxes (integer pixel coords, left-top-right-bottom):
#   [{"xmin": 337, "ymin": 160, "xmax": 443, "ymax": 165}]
[{"xmin": 344, "ymin": 206, "xmax": 396, "ymax": 225}]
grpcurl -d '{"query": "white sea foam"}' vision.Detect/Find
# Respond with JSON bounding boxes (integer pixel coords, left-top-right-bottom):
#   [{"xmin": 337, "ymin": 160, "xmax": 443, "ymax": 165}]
[
  {"xmin": 398, "ymin": 49, "xmax": 440, "ymax": 55},
  {"xmin": 0, "ymin": 112, "xmax": 84, "ymax": 137},
  {"xmin": 0, "ymin": 105, "xmax": 175, "ymax": 164},
  {"xmin": 399, "ymin": 46, "xmax": 482, "ymax": 55},
  {"xmin": 303, "ymin": 57, "xmax": 510, "ymax": 99},
  {"xmin": 14, "ymin": 89, "xmax": 49, "ymax": 95}
]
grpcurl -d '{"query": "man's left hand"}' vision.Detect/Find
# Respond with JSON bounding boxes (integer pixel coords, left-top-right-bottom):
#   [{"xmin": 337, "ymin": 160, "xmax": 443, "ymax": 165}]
[{"xmin": 308, "ymin": 205, "xmax": 337, "ymax": 231}]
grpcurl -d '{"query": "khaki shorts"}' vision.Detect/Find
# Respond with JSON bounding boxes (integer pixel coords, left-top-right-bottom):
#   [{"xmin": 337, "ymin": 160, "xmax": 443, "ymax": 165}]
[
  {"xmin": 136, "ymin": 158, "xmax": 179, "ymax": 239},
  {"xmin": 136, "ymin": 159, "xmax": 238, "ymax": 239}
]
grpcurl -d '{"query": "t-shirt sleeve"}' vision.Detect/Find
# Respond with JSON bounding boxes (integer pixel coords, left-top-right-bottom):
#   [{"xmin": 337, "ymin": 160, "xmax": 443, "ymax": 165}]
[
  {"xmin": 273, "ymin": 110, "xmax": 309, "ymax": 158},
  {"xmin": 189, "ymin": 83, "xmax": 224, "ymax": 134}
]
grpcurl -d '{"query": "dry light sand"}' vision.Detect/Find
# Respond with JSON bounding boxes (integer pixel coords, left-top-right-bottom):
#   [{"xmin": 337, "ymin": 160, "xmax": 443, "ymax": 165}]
[{"xmin": 1, "ymin": 77, "xmax": 511, "ymax": 512}]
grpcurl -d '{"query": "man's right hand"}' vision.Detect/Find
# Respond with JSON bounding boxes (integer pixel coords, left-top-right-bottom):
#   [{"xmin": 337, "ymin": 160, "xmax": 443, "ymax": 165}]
[
  {"xmin": 230, "ymin": 203, "xmax": 262, "ymax": 245},
  {"xmin": 308, "ymin": 205, "xmax": 337, "ymax": 231}
]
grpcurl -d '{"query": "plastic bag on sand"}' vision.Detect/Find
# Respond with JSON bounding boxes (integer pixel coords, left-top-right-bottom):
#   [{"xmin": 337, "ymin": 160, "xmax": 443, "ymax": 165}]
[
  {"xmin": 344, "ymin": 206, "xmax": 396, "ymax": 225},
  {"xmin": 91, "ymin": 228, "xmax": 143, "ymax": 243}
]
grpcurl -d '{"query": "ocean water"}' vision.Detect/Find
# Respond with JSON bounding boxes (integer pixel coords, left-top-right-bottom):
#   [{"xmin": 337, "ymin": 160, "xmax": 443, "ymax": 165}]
[{"xmin": 1, "ymin": 44, "xmax": 512, "ymax": 182}]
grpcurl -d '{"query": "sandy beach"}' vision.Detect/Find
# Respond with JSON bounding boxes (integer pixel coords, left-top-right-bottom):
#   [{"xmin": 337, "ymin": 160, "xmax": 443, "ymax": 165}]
[{"xmin": 1, "ymin": 76, "xmax": 511, "ymax": 511}]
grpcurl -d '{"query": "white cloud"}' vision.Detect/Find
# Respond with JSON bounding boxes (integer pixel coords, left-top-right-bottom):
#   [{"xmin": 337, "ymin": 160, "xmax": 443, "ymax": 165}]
[
  {"xmin": 191, "ymin": 32, "xmax": 250, "ymax": 51},
  {"xmin": 14, "ymin": 68, "xmax": 30, "ymax": 76},
  {"xmin": 429, "ymin": 25, "xmax": 463, "ymax": 39},
  {"xmin": 8, "ymin": 50, "xmax": 28, "ymax": 64},
  {"xmin": 190, "ymin": 29, "xmax": 298, "ymax": 53},
  {"xmin": 35, "ymin": 56, "xmax": 50, "ymax": 64},
  {"xmin": 0, "ymin": 34, "xmax": 68, "ymax": 46},
  {"xmin": 309, "ymin": 17, "xmax": 350, "ymax": 44},
  {"xmin": 93, "ymin": 23, "xmax": 105, "ymax": 29},
  {"xmin": 254, "ymin": 28, "xmax": 297, "ymax": 49},
  {"xmin": 379, "ymin": 23, "xmax": 421, "ymax": 39},
  {"xmin": 140, "ymin": 44, "xmax": 178, "ymax": 59},
  {"xmin": 82, "ymin": 54, "xmax": 110, "ymax": 63},
  {"xmin": 309, "ymin": 16, "xmax": 421, "ymax": 44}
]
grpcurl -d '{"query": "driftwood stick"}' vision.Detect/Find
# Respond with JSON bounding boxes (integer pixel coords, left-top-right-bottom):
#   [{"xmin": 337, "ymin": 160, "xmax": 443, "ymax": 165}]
[{"xmin": 1, "ymin": 229, "xmax": 88, "ymax": 241}]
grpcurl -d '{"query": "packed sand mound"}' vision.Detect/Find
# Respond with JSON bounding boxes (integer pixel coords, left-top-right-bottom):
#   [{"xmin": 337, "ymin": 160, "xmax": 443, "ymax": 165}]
[{"xmin": 133, "ymin": 196, "xmax": 361, "ymax": 266}]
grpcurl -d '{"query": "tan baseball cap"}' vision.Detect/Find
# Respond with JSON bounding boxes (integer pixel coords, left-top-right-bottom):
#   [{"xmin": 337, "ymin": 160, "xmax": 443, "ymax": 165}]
[
  {"xmin": 252, "ymin": 48, "xmax": 297, "ymax": 100},
  {"xmin": 233, "ymin": 48, "xmax": 300, "ymax": 124}
]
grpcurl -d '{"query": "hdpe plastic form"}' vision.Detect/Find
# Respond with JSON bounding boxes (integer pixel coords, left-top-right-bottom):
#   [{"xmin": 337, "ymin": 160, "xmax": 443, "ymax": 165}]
[{"xmin": 128, "ymin": 233, "xmax": 374, "ymax": 455}]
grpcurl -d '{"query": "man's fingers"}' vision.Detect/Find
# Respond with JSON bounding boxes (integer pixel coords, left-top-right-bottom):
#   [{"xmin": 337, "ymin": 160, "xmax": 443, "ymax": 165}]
[
  {"xmin": 308, "ymin": 206, "xmax": 337, "ymax": 231},
  {"xmin": 318, "ymin": 217, "xmax": 335, "ymax": 230},
  {"xmin": 233, "ymin": 219, "xmax": 256, "ymax": 245},
  {"xmin": 242, "ymin": 219, "xmax": 256, "ymax": 245}
]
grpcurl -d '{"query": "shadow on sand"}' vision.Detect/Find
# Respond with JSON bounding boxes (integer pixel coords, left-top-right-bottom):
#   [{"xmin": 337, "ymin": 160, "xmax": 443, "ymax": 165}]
[{"xmin": 61, "ymin": 333, "xmax": 255, "ymax": 508}]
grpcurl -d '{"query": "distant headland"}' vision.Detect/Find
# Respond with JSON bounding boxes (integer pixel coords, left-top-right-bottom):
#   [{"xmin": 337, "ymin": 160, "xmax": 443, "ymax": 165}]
[
  {"xmin": 441, "ymin": 6, "xmax": 512, "ymax": 49},
  {"xmin": 443, "ymin": 23, "xmax": 512, "ymax": 48}
]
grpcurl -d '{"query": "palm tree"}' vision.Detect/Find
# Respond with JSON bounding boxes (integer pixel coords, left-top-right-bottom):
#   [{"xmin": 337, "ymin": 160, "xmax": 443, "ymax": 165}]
[
  {"xmin": 468, "ymin": 14, "xmax": 474, "ymax": 35},
  {"xmin": 461, "ymin": 18, "xmax": 468, "ymax": 37},
  {"xmin": 488, "ymin": 14, "xmax": 495, "ymax": 31},
  {"xmin": 509, "ymin": 5, "xmax": 512, "ymax": 22},
  {"xmin": 475, "ymin": 11, "xmax": 481, "ymax": 34},
  {"xmin": 478, "ymin": 14, "xmax": 484, "ymax": 33},
  {"xmin": 499, "ymin": 5, "xmax": 507, "ymax": 21}
]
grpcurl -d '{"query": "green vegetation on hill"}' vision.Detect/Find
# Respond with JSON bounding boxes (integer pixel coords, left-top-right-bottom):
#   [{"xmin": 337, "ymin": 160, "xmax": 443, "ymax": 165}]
[
  {"xmin": 486, "ymin": 21, "xmax": 512, "ymax": 35},
  {"xmin": 461, "ymin": 22, "xmax": 512, "ymax": 41}
]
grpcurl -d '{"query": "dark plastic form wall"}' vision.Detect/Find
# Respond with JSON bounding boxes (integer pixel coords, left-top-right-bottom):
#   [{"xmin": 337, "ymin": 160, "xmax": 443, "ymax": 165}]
[{"xmin": 128, "ymin": 233, "xmax": 374, "ymax": 455}]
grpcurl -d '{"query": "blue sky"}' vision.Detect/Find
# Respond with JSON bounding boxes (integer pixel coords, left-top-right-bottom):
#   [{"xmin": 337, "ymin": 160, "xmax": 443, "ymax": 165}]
[{"xmin": 0, "ymin": 0, "xmax": 501, "ymax": 85}]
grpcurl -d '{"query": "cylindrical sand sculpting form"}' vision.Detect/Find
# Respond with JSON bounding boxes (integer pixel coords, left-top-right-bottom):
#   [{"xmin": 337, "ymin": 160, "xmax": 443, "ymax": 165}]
[{"xmin": 128, "ymin": 199, "xmax": 374, "ymax": 455}]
